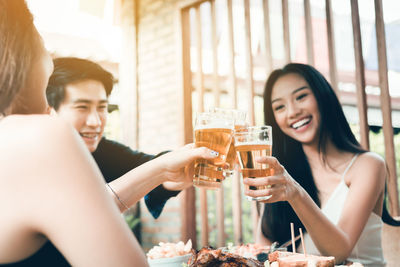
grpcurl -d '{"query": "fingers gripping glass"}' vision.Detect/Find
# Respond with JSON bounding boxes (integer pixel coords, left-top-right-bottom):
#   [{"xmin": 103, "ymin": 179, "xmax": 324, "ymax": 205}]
[
  {"xmin": 193, "ymin": 112, "xmax": 234, "ymax": 190},
  {"xmin": 207, "ymin": 108, "xmax": 247, "ymax": 177},
  {"xmin": 234, "ymin": 126, "xmax": 273, "ymax": 201}
]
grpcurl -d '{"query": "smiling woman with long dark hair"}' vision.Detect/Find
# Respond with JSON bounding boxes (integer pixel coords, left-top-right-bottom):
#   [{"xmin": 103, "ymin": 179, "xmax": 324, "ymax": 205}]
[{"xmin": 243, "ymin": 63, "xmax": 398, "ymax": 266}]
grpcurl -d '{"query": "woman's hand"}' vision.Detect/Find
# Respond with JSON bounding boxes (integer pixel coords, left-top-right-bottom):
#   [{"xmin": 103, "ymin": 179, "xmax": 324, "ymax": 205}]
[
  {"xmin": 157, "ymin": 143, "xmax": 218, "ymax": 188},
  {"xmin": 108, "ymin": 143, "xmax": 219, "ymax": 210},
  {"xmin": 243, "ymin": 156, "xmax": 301, "ymax": 202}
]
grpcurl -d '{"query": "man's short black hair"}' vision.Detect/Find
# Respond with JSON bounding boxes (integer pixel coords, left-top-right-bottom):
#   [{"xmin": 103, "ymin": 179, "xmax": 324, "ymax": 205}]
[{"xmin": 46, "ymin": 57, "xmax": 115, "ymax": 110}]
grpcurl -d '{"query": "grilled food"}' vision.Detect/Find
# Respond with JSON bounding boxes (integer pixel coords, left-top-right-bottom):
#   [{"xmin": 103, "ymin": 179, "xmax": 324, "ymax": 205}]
[{"xmin": 188, "ymin": 246, "xmax": 264, "ymax": 267}]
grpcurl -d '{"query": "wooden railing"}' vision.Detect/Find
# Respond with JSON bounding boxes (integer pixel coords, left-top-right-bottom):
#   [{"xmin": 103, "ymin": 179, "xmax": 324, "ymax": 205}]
[{"xmin": 178, "ymin": 0, "xmax": 400, "ymax": 249}]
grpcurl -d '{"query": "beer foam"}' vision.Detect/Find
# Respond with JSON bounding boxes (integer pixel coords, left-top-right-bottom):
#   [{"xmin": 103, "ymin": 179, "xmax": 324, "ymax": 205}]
[
  {"xmin": 235, "ymin": 140, "xmax": 271, "ymax": 146},
  {"xmin": 194, "ymin": 122, "xmax": 233, "ymax": 130}
]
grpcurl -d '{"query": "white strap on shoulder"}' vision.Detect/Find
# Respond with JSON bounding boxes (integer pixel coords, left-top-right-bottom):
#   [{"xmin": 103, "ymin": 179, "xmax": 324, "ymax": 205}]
[{"xmin": 341, "ymin": 154, "xmax": 359, "ymax": 180}]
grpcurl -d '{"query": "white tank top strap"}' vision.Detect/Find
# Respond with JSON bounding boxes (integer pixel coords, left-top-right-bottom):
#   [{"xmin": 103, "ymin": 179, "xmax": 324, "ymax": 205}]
[{"xmin": 341, "ymin": 154, "xmax": 359, "ymax": 181}]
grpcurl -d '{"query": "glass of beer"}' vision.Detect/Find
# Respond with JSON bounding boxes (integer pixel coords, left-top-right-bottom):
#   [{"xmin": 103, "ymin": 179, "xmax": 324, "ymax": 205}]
[
  {"xmin": 193, "ymin": 112, "xmax": 234, "ymax": 189},
  {"xmin": 208, "ymin": 108, "xmax": 247, "ymax": 177},
  {"xmin": 234, "ymin": 126, "xmax": 272, "ymax": 201}
]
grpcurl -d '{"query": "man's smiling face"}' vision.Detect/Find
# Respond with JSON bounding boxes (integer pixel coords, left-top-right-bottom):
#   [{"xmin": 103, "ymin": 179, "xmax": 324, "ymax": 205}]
[{"xmin": 56, "ymin": 79, "xmax": 108, "ymax": 152}]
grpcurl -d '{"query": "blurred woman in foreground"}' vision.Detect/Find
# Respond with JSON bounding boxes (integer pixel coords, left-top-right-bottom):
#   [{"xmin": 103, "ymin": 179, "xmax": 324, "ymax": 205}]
[{"xmin": 0, "ymin": 1, "xmax": 215, "ymax": 266}]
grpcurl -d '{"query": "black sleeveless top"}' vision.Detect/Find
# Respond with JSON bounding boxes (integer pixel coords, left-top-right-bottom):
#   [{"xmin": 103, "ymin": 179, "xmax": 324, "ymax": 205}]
[{"xmin": 0, "ymin": 241, "xmax": 69, "ymax": 266}]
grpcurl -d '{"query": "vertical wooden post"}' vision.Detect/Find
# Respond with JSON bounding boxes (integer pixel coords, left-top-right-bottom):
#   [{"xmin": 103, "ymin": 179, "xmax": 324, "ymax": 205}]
[
  {"xmin": 211, "ymin": 0, "xmax": 220, "ymax": 108},
  {"xmin": 231, "ymin": 171, "xmax": 243, "ymax": 245},
  {"xmin": 194, "ymin": 4, "xmax": 209, "ymax": 246},
  {"xmin": 304, "ymin": 0, "xmax": 315, "ymax": 66},
  {"xmin": 263, "ymin": 0, "xmax": 273, "ymax": 75},
  {"xmin": 244, "ymin": 0, "xmax": 258, "ymax": 240},
  {"xmin": 196, "ymin": 5, "xmax": 205, "ymax": 113},
  {"xmin": 119, "ymin": 0, "xmax": 139, "ymax": 149},
  {"xmin": 178, "ymin": 6, "xmax": 197, "ymax": 248},
  {"xmin": 227, "ymin": 0, "xmax": 243, "ymax": 245},
  {"xmin": 210, "ymin": 0, "xmax": 225, "ymax": 248},
  {"xmin": 244, "ymin": 0, "xmax": 255, "ymax": 125},
  {"xmin": 374, "ymin": 0, "xmax": 400, "ymax": 216},
  {"xmin": 216, "ymin": 187, "xmax": 225, "ymax": 247},
  {"xmin": 350, "ymin": 0, "xmax": 369, "ymax": 150},
  {"xmin": 199, "ymin": 188, "xmax": 209, "ymax": 246},
  {"xmin": 227, "ymin": 0, "xmax": 237, "ymax": 108},
  {"xmin": 282, "ymin": 0, "xmax": 291, "ymax": 64},
  {"xmin": 325, "ymin": 0, "xmax": 338, "ymax": 93}
]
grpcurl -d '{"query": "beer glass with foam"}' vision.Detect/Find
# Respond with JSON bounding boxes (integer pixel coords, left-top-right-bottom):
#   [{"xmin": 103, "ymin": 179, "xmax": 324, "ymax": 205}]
[
  {"xmin": 208, "ymin": 108, "xmax": 247, "ymax": 177},
  {"xmin": 193, "ymin": 112, "xmax": 234, "ymax": 189},
  {"xmin": 234, "ymin": 126, "xmax": 272, "ymax": 201}
]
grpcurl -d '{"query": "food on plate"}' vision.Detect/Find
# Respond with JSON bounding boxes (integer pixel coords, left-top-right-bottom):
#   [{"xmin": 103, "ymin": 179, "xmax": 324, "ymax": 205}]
[
  {"xmin": 222, "ymin": 243, "xmax": 281, "ymax": 262},
  {"xmin": 336, "ymin": 263, "xmax": 364, "ymax": 267},
  {"xmin": 268, "ymin": 251, "xmax": 335, "ymax": 267},
  {"xmin": 268, "ymin": 251, "xmax": 298, "ymax": 263},
  {"xmin": 228, "ymin": 243, "xmax": 271, "ymax": 258},
  {"xmin": 147, "ymin": 240, "xmax": 192, "ymax": 259},
  {"xmin": 188, "ymin": 246, "xmax": 264, "ymax": 267}
]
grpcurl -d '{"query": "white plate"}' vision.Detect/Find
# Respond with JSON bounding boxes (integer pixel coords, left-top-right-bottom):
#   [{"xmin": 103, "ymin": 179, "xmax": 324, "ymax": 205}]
[{"xmin": 147, "ymin": 253, "xmax": 192, "ymax": 267}]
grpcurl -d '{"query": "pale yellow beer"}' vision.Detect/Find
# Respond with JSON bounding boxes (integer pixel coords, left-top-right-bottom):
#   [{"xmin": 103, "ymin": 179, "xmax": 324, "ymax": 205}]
[
  {"xmin": 224, "ymin": 124, "xmax": 247, "ymax": 173},
  {"xmin": 236, "ymin": 143, "xmax": 272, "ymax": 177},
  {"xmin": 234, "ymin": 126, "xmax": 272, "ymax": 201},
  {"xmin": 195, "ymin": 127, "xmax": 233, "ymax": 166},
  {"xmin": 193, "ymin": 112, "xmax": 234, "ymax": 189},
  {"xmin": 194, "ymin": 127, "xmax": 233, "ymax": 189},
  {"xmin": 207, "ymin": 108, "xmax": 247, "ymax": 177}
]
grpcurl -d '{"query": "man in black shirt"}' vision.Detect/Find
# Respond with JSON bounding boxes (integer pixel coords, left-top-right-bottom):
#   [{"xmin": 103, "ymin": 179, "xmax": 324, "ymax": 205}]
[{"xmin": 46, "ymin": 57, "xmax": 190, "ymax": 219}]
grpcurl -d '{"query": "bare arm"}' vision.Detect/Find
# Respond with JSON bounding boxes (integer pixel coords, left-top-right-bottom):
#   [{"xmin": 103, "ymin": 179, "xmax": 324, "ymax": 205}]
[
  {"xmin": 244, "ymin": 153, "xmax": 386, "ymax": 263},
  {"xmin": 12, "ymin": 116, "xmax": 148, "ymax": 266},
  {"xmin": 108, "ymin": 144, "xmax": 217, "ymax": 211}
]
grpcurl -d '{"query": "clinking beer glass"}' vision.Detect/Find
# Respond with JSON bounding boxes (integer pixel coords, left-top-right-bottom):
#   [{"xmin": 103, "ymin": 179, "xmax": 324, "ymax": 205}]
[
  {"xmin": 193, "ymin": 112, "xmax": 234, "ymax": 189},
  {"xmin": 207, "ymin": 108, "xmax": 247, "ymax": 177},
  {"xmin": 234, "ymin": 126, "xmax": 272, "ymax": 201}
]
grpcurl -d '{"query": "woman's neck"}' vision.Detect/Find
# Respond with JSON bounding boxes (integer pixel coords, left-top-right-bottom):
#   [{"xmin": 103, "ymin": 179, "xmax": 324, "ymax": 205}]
[{"xmin": 302, "ymin": 140, "xmax": 352, "ymax": 171}]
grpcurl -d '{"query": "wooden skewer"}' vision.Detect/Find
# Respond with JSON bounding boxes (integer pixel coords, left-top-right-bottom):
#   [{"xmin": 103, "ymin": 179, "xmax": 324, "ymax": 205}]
[
  {"xmin": 290, "ymin": 222, "xmax": 296, "ymax": 253},
  {"xmin": 299, "ymin": 228, "xmax": 307, "ymax": 257}
]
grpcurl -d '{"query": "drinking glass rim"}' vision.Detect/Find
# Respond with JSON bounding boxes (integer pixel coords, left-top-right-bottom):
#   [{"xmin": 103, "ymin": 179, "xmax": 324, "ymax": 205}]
[
  {"xmin": 234, "ymin": 125, "xmax": 271, "ymax": 133},
  {"xmin": 194, "ymin": 112, "xmax": 235, "ymax": 129},
  {"xmin": 195, "ymin": 111, "xmax": 235, "ymax": 120},
  {"xmin": 206, "ymin": 107, "xmax": 247, "ymax": 122},
  {"xmin": 207, "ymin": 107, "xmax": 247, "ymax": 115}
]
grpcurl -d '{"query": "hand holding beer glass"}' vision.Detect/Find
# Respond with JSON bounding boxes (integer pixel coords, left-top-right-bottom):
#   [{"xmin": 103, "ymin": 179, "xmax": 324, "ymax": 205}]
[
  {"xmin": 208, "ymin": 108, "xmax": 247, "ymax": 177},
  {"xmin": 193, "ymin": 112, "xmax": 234, "ymax": 189},
  {"xmin": 234, "ymin": 126, "xmax": 273, "ymax": 201}
]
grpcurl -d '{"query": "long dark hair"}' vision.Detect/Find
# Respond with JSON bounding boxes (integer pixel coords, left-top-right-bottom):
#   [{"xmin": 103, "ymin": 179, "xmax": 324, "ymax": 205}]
[
  {"xmin": 0, "ymin": 0, "xmax": 38, "ymax": 115},
  {"xmin": 261, "ymin": 63, "xmax": 399, "ymax": 245}
]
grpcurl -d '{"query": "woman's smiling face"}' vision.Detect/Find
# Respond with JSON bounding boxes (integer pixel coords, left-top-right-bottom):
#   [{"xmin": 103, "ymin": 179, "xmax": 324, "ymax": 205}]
[{"xmin": 271, "ymin": 73, "xmax": 321, "ymax": 146}]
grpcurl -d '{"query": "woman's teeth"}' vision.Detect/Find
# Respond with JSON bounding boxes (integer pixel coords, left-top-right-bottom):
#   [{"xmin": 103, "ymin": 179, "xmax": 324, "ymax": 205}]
[{"xmin": 291, "ymin": 118, "xmax": 311, "ymax": 129}]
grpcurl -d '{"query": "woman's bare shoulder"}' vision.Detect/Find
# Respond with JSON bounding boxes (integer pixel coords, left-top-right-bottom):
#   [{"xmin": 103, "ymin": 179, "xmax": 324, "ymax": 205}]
[
  {"xmin": 350, "ymin": 151, "xmax": 386, "ymax": 183},
  {"xmin": 0, "ymin": 115, "xmax": 76, "ymax": 148},
  {"xmin": 356, "ymin": 151, "xmax": 385, "ymax": 168},
  {"xmin": 0, "ymin": 114, "xmax": 97, "ymax": 212},
  {"xmin": 1, "ymin": 114, "xmax": 70, "ymax": 134},
  {"xmin": 0, "ymin": 114, "xmax": 86, "ymax": 182}
]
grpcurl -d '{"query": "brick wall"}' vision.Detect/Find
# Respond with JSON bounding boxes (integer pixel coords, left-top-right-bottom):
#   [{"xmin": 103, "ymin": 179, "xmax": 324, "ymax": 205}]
[
  {"xmin": 137, "ymin": 0, "xmax": 184, "ymax": 155},
  {"xmin": 136, "ymin": 0, "xmax": 188, "ymax": 252}
]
